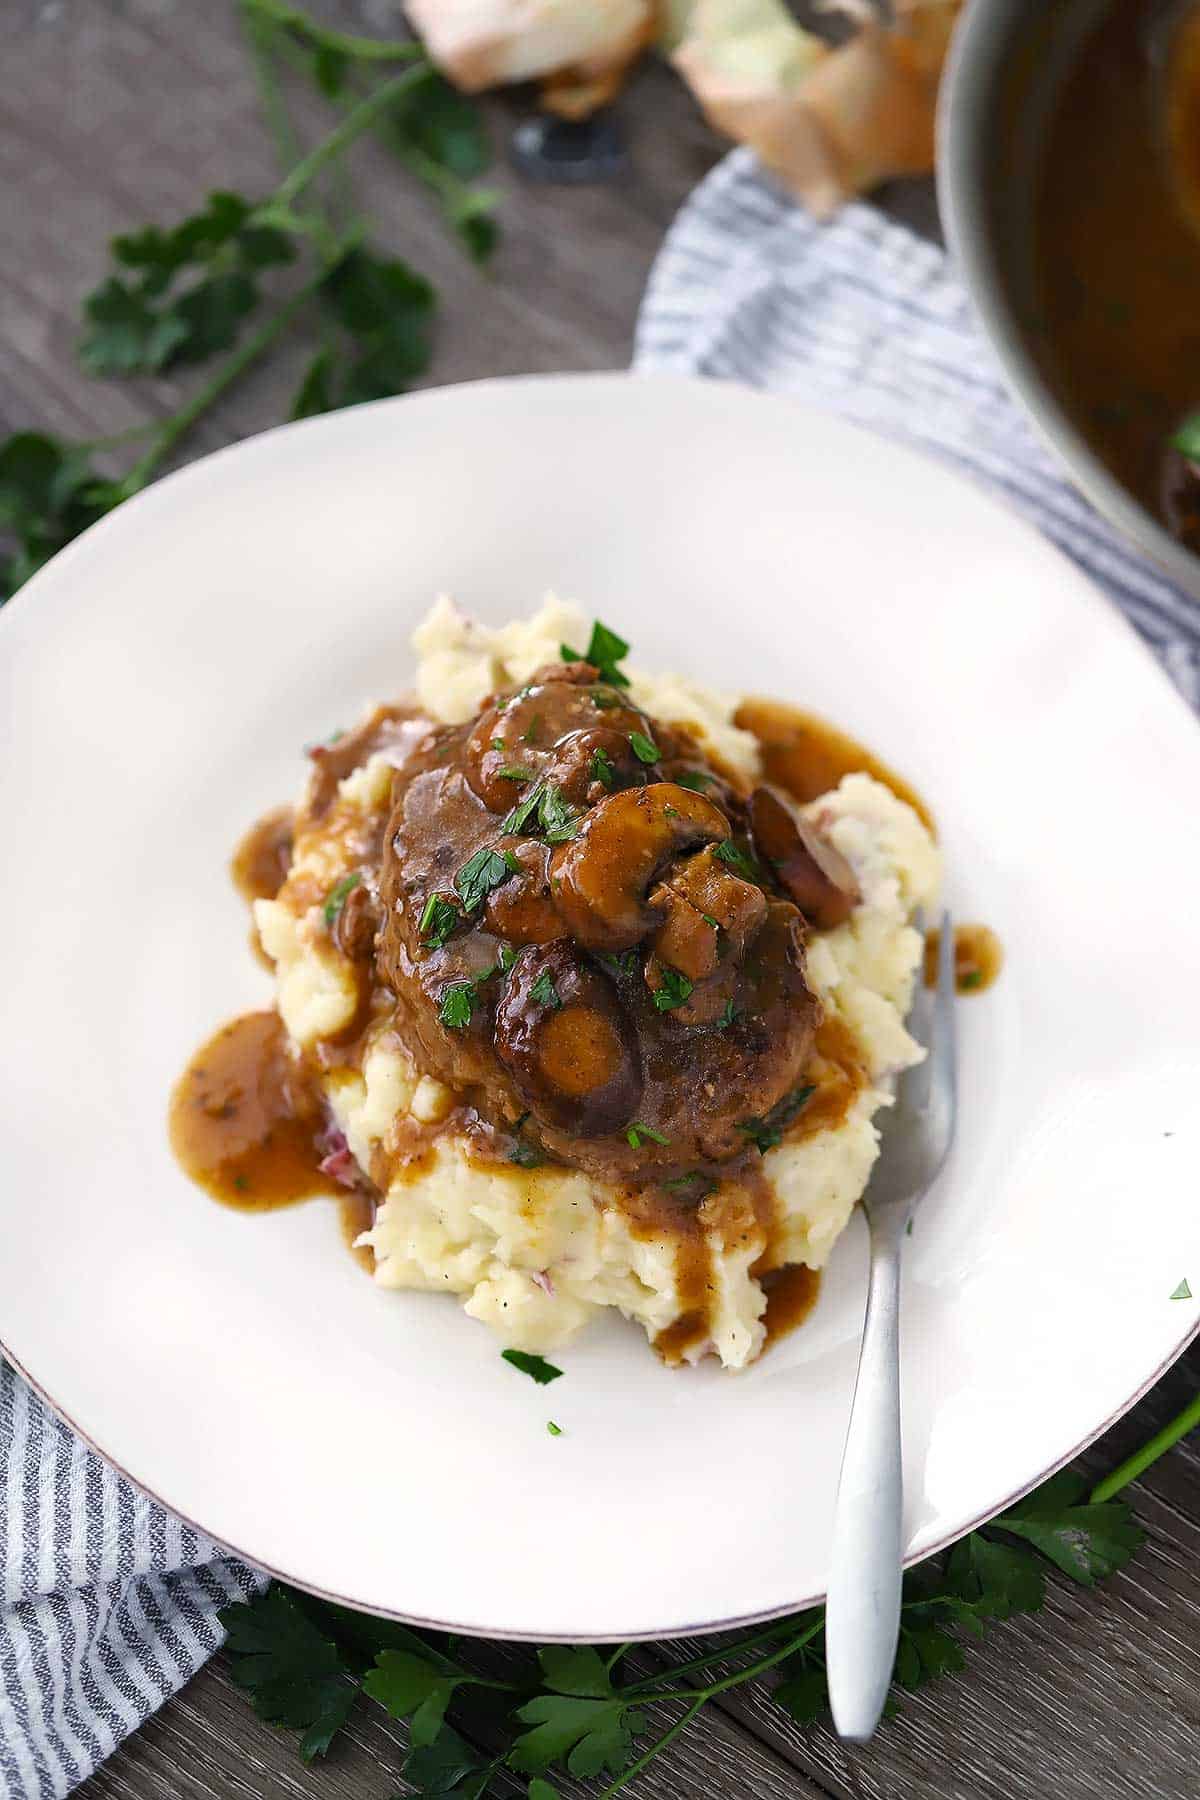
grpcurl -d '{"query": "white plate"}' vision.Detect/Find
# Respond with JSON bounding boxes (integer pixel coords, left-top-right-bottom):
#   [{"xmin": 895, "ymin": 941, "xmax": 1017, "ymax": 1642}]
[{"xmin": 2, "ymin": 373, "xmax": 1198, "ymax": 1642}]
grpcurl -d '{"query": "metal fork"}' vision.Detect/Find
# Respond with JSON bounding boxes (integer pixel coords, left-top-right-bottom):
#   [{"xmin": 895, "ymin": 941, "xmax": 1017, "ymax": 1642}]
[{"xmin": 824, "ymin": 909, "xmax": 958, "ymax": 1742}]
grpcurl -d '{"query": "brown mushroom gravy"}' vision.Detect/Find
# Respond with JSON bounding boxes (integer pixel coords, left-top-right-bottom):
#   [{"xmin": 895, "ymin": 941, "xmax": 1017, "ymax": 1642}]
[
  {"xmin": 173, "ymin": 662, "xmax": 978, "ymax": 1360},
  {"xmin": 924, "ymin": 923, "xmax": 1004, "ymax": 996},
  {"xmin": 1031, "ymin": 0, "xmax": 1200, "ymax": 552}
]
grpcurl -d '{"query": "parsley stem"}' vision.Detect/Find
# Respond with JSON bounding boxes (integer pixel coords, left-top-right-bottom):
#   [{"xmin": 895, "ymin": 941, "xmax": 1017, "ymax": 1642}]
[
  {"xmin": 241, "ymin": 0, "xmax": 304, "ymax": 172},
  {"xmin": 1090, "ymin": 1388, "xmax": 1200, "ymax": 1503},
  {"xmin": 644, "ymin": 1626, "xmax": 823, "ymax": 1707},
  {"xmin": 625, "ymin": 1619, "xmax": 801, "ymax": 1692},
  {"xmin": 242, "ymin": 0, "xmax": 427, "ymax": 62},
  {"xmin": 605, "ymin": 1642, "xmax": 633, "ymax": 1676},
  {"xmin": 125, "ymin": 261, "xmax": 335, "ymax": 491},
  {"xmin": 595, "ymin": 1697, "xmax": 707, "ymax": 1800},
  {"xmin": 271, "ymin": 66, "xmax": 429, "ymax": 211}
]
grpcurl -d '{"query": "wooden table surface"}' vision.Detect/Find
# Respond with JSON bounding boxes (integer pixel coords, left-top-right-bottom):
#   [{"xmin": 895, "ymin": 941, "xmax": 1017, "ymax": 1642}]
[{"xmin": 4, "ymin": 5, "xmax": 1197, "ymax": 1798}]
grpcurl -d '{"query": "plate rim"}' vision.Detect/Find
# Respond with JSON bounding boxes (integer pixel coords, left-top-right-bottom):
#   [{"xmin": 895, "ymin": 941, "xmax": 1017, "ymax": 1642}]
[{"xmin": 2, "ymin": 369, "xmax": 1198, "ymax": 1641}]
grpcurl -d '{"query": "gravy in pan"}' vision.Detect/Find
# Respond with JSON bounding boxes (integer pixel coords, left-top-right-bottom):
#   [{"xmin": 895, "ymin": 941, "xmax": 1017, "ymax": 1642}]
[{"xmin": 1032, "ymin": 0, "xmax": 1200, "ymax": 550}]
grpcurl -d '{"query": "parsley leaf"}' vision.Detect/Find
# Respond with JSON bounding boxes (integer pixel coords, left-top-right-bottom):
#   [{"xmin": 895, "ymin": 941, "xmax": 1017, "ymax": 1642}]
[
  {"xmin": 419, "ymin": 893, "xmax": 460, "ymax": 948},
  {"xmin": 0, "ymin": 432, "xmax": 128, "ymax": 601},
  {"xmin": 738, "ymin": 1084, "xmax": 816, "ymax": 1154},
  {"xmin": 546, "ymin": 1420, "xmax": 564, "ymax": 1437},
  {"xmin": 362, "ymin": 1648, "xmax": 462, "ymax": 1749},
  {"xmin": 403, "ymin": 1724, "xmax": 491, "ymax": 1796},
  {"xmin": 675, "ymin": 769, "xmax": 715, "ymax": 792},
  {"xmin": 220, "ymin": 1586, "xmax": 356, "ymax": 1763},
  {"xmin": 498, "ymin": 764, "xmax": 534, "ymax": 781},
  {"xmin": 455, "ymin": 847, "xmax": 518, "ymax": 913},
  {"xmin": 651, "ymin": 965, "xmax": 693, "ymax": 1012},
  {"xmin": 629, "ymin": 731, "xmax": 659, "ymax": 765},
  {"xmin": 561, "ymin": 620, "xmax": 631, "ymax": 688},
  {"xmin": 502, "ymin": 1349, "xmax": 563, "ymax": 1385},
  {"xmin": 716, "ymin": 999, "xmax": 737, "ymax": 1030},
  {"xmin": 589, "ymin": 686, "xmax": 622, "ymax": 710},
  {"xmin": 439, "ymin": 981, "xmax": 476, "ymax": 1029},
  {"xmin": 509, "ymin": 1695, "xmax": 647, "ymax": 1780},
  {"xmin": 537, "ymin": 1645, "xmax": 613, "ymax": 1698},
  {"xmin": 530, "ymin": 969, "xmax": 562, "ymax": 1009},
  {"xmin": 79, "ymin": 191, "xmax": 293, "ymax": 377},
  {"xmin": 380, "ymin": 70, "xmax": 500, "ymax": 265},
  {"xmin": 501, "ymin": 781, "xmax": 579, "ymax": 845},
  {"xmin": 1171, "ymin": 1278, "xmax": 1192, "ymax": 1300},
  {"xmin": 627, "ymin": 1121, "xmax": 670, "ymax": 1148},
  {"xmin": 590, "ymin": 746, "xmax": 616, "ymax": 789},
  {"xmin": 988, "ymin": 1472, "xmax": 1145, "ymax": 1583},
  {"xmin": 322, "ymin": 871, "xmax": 361, "ymax": 927},
  {"xmin": 714, "ymin": 837, "xmax": 763, "ymax": 883},
  {"xmin": 313, "ymin": 247, "xmax": 435, "ymax": 407}
]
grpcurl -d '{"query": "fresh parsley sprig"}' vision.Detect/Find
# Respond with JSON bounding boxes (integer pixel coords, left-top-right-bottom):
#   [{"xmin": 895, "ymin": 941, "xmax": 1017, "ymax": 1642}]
[
  {"xmin": 1, "ymin": 3, "xmax": 499, "ymax": 602},
  {"xmin": 219, "ymin": 1423, "xmax": 1175, "ymax": 1797},
  {"xmin": 561, "ymin": 621, "xmax": 632, "ymax": 689}
]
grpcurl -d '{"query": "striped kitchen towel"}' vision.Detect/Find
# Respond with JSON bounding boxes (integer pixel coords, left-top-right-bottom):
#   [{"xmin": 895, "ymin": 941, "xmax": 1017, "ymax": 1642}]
[
  {"xmin": 633, "ymin": 148, "xmax": 1200, "ymax": 708},
  {"xmin": 0, "ymin": 1363, "xmax": 260, "ymax": 1797}
]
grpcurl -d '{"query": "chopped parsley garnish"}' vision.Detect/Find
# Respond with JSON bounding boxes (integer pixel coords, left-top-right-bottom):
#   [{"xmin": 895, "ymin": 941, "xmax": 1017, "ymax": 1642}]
[
  {"xmin": 521, "ymin": 714, "xmax": 543, "ymax": 743},
  {"xmin": 501, "ymin": 780, "xmax": 580, "ymax": 844},
  {"xmin": 738, "ymin": 1084, "xmax": 816, "ymax": 1153},
  {"xmin": 418, "ymin": 893, "xmax": 460, "ymax": 949},
  {"xmin": 509, "ymin": 1139, "xmax": 541, "ymax": 1168},
  {"xmin": 529, "ymin": 969, "xmax": 562, "ymax": 1010},
  {"xmin": 674, "ymin": 769, "xmax": 714, "ymax": 791},
  {"xmin": 716, "ymin": 999, "xmax": 737, "ymax": 1030},
  {"xmin": 1171, "ymin": 1278, "xmax": 1192, "ymax": 1300},
  {"xmin": 700, "ymin": 912, "xmax": 719, "ymax": 929},
  {"xmin": 322, "ymin": 871, "xmax": 361, "ymax": 928},
  {"xmin": 590, "ymin": 746, "xmax": 616, "ymax": 789},
  {"xmin": 502, "ymin": 1348, "xmax": 563, "ymax": 1385},
  {"xmin": 455, "ymin": 846, "xmax": 519, "ymax": 913},
  {"xmin": 498, "ymin": 764, "xmax": 534, "ymax": 781},
  {"xmin": 651, "ymin": 966, "xmax": 694, "ymax": 1012},
  {"xmin": 546, "ymin": 1420, "xmax": 564, "ymax": 1437},
  {"xmin": 498, "ymin": 943, "xmax": 517, "ymax": 973},
  {"xmin": 560, "ymin": 619, "xmax": 631, "ymax": 688},
  {"xmin": 439, "ymin": 981, "xmax": 476, "ymax": 1029},
  {"xmin": 664, "ymin": 1172, "xmax": 718, "ymax": 1200},
  {"xmin": 627, "ymin": 1121, "xmax": 670, "ymax": 1148},
  {"xmin": 589, "ymin": 686, "xmax": 622, "ymax": 710},
  {"xmin": 960, "ymin": 969, "xmax": 983, "ymax": 991},
  {"xmin": 500, "ymin": 684, "xmax": 534, "ymax": 712},
  {"xmin": 629, "ymin": 731, "xmax": 660, "ymax": 764},
  {"xmin": 490, "ymin": 737, "xmax": 505, "ymax": 751},
  {"xmin": 599, "ymin": 949, "xmax": 638, "ymax": 979},
  {"xmin": 537, "ymin": 783, "xmax": 580, "ymax": 843},
  {"xmin": 714, "ymin": 838, "xmax": 762, "ymax": 882}
]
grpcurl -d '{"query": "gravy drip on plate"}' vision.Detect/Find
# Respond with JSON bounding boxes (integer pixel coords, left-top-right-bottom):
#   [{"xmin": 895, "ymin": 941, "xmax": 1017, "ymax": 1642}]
[
  {"xmin": 169, "ymin": 1011, "xmax": 340, "ymax": 1210},
  {"xmin": 924, "ymin": 923, "xmax": 1004, "ymax": 995}
]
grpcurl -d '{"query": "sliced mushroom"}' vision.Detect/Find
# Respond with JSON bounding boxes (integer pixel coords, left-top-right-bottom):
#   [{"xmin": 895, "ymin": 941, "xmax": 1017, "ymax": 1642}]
[
  {"xmin": 749, "ymin": 785, "xmax": 860, "ymax": 929},
  {"xmin": 665, "ymin": 844, "xmax": 768, "ymax": 957},
  {"xmin": 484, "ymin": 839, "xmax": 562, "ymax": 943},
  {"xmin": 648, "ymin": 884, "xmax": 720, "ymax": 982},
  {"xmin": 494, "ymin": 941, "xmax": 642, "ymax": 1135},
  {"xmin": 550, "ymin": 783, "xmax": 731, "ymax": 952}
]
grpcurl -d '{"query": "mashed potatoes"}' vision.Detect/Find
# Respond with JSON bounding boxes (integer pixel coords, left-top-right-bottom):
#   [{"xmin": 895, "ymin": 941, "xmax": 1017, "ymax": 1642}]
[{"xmin": 255, "ymin": 598, "xmax": 940, "ymax": 1369}]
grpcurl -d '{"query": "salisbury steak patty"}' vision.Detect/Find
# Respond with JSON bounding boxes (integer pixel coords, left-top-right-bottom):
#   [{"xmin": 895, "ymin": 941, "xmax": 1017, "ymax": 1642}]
[{"xmin": 377, "ymin": 662, "xmax": 843, "ymax": 1178}]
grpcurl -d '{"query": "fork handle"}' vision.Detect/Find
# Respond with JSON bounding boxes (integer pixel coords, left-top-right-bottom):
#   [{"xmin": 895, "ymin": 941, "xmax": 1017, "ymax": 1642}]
[{"xmin": 824, "ymin": 1211, "xmax": 906, "ymax": 1742}]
